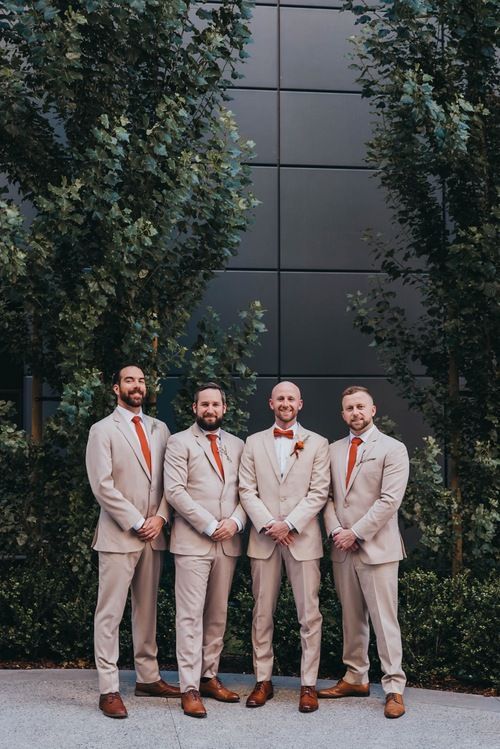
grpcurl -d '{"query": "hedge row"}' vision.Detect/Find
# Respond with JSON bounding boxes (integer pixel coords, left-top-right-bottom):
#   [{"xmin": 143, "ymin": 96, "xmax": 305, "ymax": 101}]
[{"xmin": 1, "ymin": 553, "xmax": 498, "ymax": 688}]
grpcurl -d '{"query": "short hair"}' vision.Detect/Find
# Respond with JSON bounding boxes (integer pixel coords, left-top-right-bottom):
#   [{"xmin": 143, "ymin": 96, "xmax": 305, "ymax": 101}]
[
  {"xmin": 112, "ymin": 364, "xmax": 144, "ymax": 386},
  {"xmin": 342, "ymin": 385, "xmax": 373, "ymax": 400},
  {"xmin": 193, "ymin": 382, "xmax": 226, "ymax": 405}
]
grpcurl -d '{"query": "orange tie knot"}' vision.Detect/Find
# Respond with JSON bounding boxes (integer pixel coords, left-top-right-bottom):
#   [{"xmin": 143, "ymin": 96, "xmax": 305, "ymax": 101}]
[
  {"xmin": 351, "ymin": 437, "xmax": 363, "ymax": 446},
  {"xmin": 207, "ymin": 433, "xmax": 218, "ymax": 442}
]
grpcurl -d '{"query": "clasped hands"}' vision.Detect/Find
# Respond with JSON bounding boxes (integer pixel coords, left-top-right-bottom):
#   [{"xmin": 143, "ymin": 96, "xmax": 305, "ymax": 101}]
[
  {"xmin": 264, "ymin": 520, "xmax": 294, "ymax": 547},
  {"xmin": 135, "ymin": 516, "xmax": 164, "ymax": 542},
  {"xmin": 333, "ymin": 528, "xmax": 359, "ymax": 552},
  {"xmin": 211, "ymin": 518, "xmax": 238, "ymax": 541}
]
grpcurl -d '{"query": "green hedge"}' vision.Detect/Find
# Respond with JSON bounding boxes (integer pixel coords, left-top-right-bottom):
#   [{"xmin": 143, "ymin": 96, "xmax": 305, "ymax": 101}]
[{"xmin": 1, "ymin": 552, "xmax": 498, "ymax": 688}]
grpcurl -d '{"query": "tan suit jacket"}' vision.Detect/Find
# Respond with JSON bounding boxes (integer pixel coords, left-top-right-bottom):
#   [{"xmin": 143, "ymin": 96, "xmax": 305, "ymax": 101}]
[
  {"xmin": 323, "ymin": 426, "xmax": 409, "ymax": 565},
  {"xmin": 239, "ymin": 425, "xmax": 330, "ymax": 561},
  {"xmin": 164, "ymin": 423, "xmax": 246, "ymax": 556},
  {"xmin": 86, "ymin": 409, "xmax": 169, "ymax": 552}
]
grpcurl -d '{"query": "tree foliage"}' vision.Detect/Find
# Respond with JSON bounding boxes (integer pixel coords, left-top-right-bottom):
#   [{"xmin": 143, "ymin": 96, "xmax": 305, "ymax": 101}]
[
  {"xmin": 345, "ymin": 0, "xmax": 500, "ymax": 573},
  {"xmin": 0, "ymin": 0, "xmax": 259, "ymax": 655},
  {"xmin": 173, "ymin": 300, "xmax": 267, "ymax": 437}
]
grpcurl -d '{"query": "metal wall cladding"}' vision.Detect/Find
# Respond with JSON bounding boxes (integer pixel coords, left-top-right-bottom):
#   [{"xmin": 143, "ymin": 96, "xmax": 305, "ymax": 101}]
[{"xmin": 175, "ymin": 3, "xmax": 432, "ymax": 445}]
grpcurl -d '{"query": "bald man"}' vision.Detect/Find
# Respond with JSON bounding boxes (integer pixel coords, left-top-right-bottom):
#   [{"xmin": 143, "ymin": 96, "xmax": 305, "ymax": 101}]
[{"xmin": 239, "ymin": 382, "xmax": 330, "ymax": 713}]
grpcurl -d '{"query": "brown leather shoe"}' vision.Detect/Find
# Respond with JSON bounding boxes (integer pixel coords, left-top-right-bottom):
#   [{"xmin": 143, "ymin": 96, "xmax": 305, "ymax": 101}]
[
  {"xmin": 246, "ymin": 680, "xmax": 274, "ymax": 708},
  {"xmin": 299, "ymin": 686, "xmax": 318, "ymax": 713},
  {"xmin": 99, "ymin": 692, "xmax": 128, "ymax": 718},
  {"xmin": 384, "ymin": 692, "xmax": 405, "ymax": 719},
  {"xmin": 181, "ymin": 689, "xmax": 207, "ymax": 718},
  {"xmin": 135, "ymin": 678, "xmax": 181, "ymax": 697},
  {"xmin": 317, "ymin": 678, "xmax": 370, "ymax": 699},
  {"xmin": 200, "ymin": 676, "xmax": 240, "ymax": 703}
]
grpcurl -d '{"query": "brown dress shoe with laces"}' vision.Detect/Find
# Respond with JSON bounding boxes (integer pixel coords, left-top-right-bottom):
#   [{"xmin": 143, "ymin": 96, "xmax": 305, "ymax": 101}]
[
  {"xmin": 200, "ymin": 676, "xmax": 240, "ymax": 703},
  {"xmin": 181, "ymin": 689, "xmax": 207, "ymax": 718},
  {"xmin": 384, "ymin": 692, "xmax": 405, "ymax": 719},
  {"xmin": 246, "ymin": 680, "xmax": 274, "ymax": 707},
  {"xmin": 317, "ymin": 678, "xmax": 370, "ymax": 699},
  {"xmin": 99, "ymin": 692, "xmax": 128, "ymax": 718},
  {"xmin": 135, "ymin": 678, "xmax": 181, "ymax": 697},
  {"xmin": 299, "ymin": 686, "xmax": 318, "ymax": 713}
]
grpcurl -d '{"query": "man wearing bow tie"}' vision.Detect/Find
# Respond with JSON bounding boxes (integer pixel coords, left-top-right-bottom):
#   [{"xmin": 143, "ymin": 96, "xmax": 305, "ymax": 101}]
[
  {"xmin": 319, "ymin": 386, "xmax": 409, "ymax": 719},
  {"xmin": 86, "ymin": 365, "xmax": 180, "ymax": 719},
  {"xmin": 164, "ymin": 383, "xmax": 246, "ymax": 718},
  {"xmin": 239, "ymin": 381, "xmax": 330, "ymax": 713}
]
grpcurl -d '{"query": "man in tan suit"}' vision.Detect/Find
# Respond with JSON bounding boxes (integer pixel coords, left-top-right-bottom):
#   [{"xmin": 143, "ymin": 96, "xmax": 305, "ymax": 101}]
[
  {"xmin": 164, "ymin": 382, "xmax": 246, "ymax": 718},
  {"xmin": 319, "ymin": 386, "xmax": 409, "ymax": 719},
  {"xmin": 239, "ymin": 381, "xmax": 330, "ymax": 713},
  {"xmin": 86, "ymin": 364, "xmax": 180, "ymax": 718}
]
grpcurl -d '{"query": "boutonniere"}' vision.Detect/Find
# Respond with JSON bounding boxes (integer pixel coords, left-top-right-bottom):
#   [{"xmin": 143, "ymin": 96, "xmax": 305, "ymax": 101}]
[
  {"xmin": 291, "ymin": 435, "xmax": 309, "ymax": 458},
  {"xmin": 219, "ymin": 444, "xmax": 232, "ymax": 463},
  {"xmin": 150, "ymin": 420, "xmax": 157, "ymax": 433}
]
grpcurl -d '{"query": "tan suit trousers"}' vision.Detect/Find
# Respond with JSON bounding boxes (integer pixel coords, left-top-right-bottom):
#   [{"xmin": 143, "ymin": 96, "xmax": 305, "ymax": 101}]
[
  {"xmin": 94, "ymin": 545, "xmax": 163, "ymax": 693},
  {"xmin": 174, "ymin": 544, "xmax": 237, "ymax": 693},
  {"xmin": 251, "ymin": 546, "xmax": 322, "ymax": 686},
  {"xmin": 333, "ymin": 553, "xmax": 406, "ymax": 694}
]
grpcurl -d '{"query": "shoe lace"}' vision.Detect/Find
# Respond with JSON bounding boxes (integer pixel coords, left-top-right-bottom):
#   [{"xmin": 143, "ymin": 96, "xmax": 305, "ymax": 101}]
[
  {"xmin": 386, "ymin": 692, "xmax": 402, "ymax": 703},
  {"xmin": 254, "ymin": 681, "xmax": 266, "ymax": 693},
  {"xmin": 188, "ymin": 689, "xmax": 201, "ymax": 699},
  {"xmin": 302, "ymin": 686, "xmax": 314, "ymax": 696}
]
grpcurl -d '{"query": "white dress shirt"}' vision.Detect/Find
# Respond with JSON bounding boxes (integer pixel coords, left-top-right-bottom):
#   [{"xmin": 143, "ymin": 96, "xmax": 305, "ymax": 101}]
[
  {"xmin": 271, "ymin": 422, "xmax": 299, "ymax": 530},
  {"xmin": 199, "ymin": 428, "xmax": 243, "ymax": 537}
]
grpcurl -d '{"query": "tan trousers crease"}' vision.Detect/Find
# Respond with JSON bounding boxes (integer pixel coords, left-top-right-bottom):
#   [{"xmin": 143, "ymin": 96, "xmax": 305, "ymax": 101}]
[
  {"xmin": 251, "ymin": 546, "xmax": 322, "ymax": 686},
  {"xmin": 333, "ymin": 553, "xmax": 406, "ymax": 694},
  {"xmin": 174, "ymin": 544, "xmax": 237, "ymax": 693},
  {"xmin": 94, "ymin": 545, "xmax": 163, "ymax": 693}
]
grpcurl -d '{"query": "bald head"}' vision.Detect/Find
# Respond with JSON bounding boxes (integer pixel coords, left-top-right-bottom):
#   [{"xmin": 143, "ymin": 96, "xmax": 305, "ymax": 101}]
[{"xmin": 269, "ymin": 380, "xmax": 303, "ymax": 428}]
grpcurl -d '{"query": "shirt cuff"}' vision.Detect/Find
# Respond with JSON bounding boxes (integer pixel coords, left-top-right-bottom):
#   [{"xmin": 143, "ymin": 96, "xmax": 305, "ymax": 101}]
[
  {"xmin": 260, "ymin": 518, "xmax": 275, "ymax": 533},
  {"xmin": 285, "ymin": 519, "xmax": 295, "ymax": 531},
  {"xmin": 230, "ymin": 515, "xmax": 243, "ymax": 533},
  {"xmin": 331, "ymin": 526, "xmax": 342, "ymax": 537},
  {"xmin": 156, "ymin": 512, "xmax": 168, "ymax": 525},
  {"xmin": 204, "ymin": 519, "xmax": 218, "ymax": 537},
  {"xmin": 133, "ymin": 517, "xmax": 145, "ymax": 531}
]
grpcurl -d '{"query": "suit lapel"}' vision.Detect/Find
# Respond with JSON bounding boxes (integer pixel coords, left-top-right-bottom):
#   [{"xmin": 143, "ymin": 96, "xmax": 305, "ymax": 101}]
[
  {"xmin": 345, "ymin": 427, "xmax": 380, "ymax": 496},
  {"xmin": 114, "ymin": 410, "xmax": 152, "ymax": 480},
  {"xmin": 192, "ymin": 424, "xmax": 224, "ymax": 483},
  {"xmin": 281, "ymin": 427, "xmax": 306, "ymax": 483},
  {"xmin": 264, "ymin": 427, "xmax": 281, "ymax": 482}
]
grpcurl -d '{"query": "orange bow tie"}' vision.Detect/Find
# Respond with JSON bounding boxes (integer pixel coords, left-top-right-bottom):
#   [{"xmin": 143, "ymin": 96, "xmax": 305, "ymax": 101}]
[{"xmin": 273, "ymin": 428, "xmax": 294, "ymax": 439}]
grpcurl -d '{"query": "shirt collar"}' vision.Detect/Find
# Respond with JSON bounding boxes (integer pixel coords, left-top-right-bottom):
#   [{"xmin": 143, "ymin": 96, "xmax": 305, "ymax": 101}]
[
  {"xmin": 349, "ymin": 424, "xmax": 375, "ymax": 443},
  {"xmin": 117, "ymin": 405, "xmax": 144, "ymax": 423},
  {"xmin": 200, "ymin": 427, "xmax": 221, "ymax": 439}
]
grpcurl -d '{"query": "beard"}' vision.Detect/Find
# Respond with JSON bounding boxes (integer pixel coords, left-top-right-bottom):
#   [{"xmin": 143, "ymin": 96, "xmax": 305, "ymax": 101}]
[
  {"xmin": 196, "ymin": 415, "xmax": 224, "ymax": 432},
  {"xmin": 120, "ymin": 389, "xmax": 145, "ymax": 408},
  {"xmin": 348, "ymin": 415, "xmax": 371, "ymax": 433}
]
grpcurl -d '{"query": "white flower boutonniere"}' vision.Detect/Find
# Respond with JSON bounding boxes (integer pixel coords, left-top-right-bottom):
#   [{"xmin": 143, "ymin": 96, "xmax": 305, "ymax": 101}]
[{"xmin": 219, "ymin": 444, "xmax": 232, "ymax": 463}]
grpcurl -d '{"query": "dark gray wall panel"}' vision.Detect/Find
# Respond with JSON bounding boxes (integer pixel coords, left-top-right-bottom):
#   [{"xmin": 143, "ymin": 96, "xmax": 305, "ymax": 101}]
[
  {"xmin": 280, "ymin": 272, "xmax": 424, "ymax": 376},
  {"xmin": 195, "ymin": 270, "xmax": 279, "ymax": 374},
  {"xmin": 229, "ymin": 90, "xmax": 278, "ymax": 164},
  {"xmin": 230, "ymin": 167, "xmax": 278, "ymax": 269},
  {"xmin": 236, "ymin": 6, "xmax": 278, "ymax": 88},
  {"xmin": 290, "ymin": 377, "xmax": 432, "ymax": 451},
  {"xmin": 280, "ymin": 168, "xmax": 395, "ymax": 270},
  {"xmin": 281, "ymin": 92, "xmax": 371, "ymax": 167},
  {"xmin": 280, "ymin": 9, "xmax": 359, "ymax": 91}
]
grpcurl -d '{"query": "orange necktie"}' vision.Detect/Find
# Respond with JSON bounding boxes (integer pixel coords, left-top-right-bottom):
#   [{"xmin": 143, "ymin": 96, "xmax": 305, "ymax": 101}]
[
  {"xmin": 346, "ymin": 437, "xmax": 362, "ymax": 487},
  {"xmin": 273, "ymin": 428, "xmax": 294, "ymax": 439},
  {"xmin": 207, "ymin": 433, "xmax": 224, "ymax": 479},
  {"xmin": 132, "ymin": 415, "xmax": 152, "ymax": 473}
]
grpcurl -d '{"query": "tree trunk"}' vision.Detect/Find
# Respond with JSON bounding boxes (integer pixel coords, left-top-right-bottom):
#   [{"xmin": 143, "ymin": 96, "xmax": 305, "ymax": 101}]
[
  {"xmin": 31, "ymin": 373, "xmax": 43, "ymax": 443},
  {"xmin": 448, "ymin": 355, "xmax": 463, "ymax": 575}
]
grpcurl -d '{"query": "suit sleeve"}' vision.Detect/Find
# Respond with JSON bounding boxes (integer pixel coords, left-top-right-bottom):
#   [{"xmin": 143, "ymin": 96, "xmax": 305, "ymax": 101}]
[
  {"xmin": 351, "ymin": 443, "xmax": 409, "ymax": 541},
  {"xmin": 238, "ymin": 439, "xmax": 275, "ymax": 532},
  {"xmin": 156, "ymin": 423, "xmax": 171, "ymax": 524},
  {"xmin": 86, "ymin": 424, "xmax": 143, "ymax": 531},
  {"xmin": 323, "ymin": 480, "xmax": 341, "ymax": 536},
  {"xmin": 164, "ymin": 435, "xmax": 218, "ymax": 534},
  {"xmin": 285, "ymin": 438, "xmax": 331, "ymax": 533}
]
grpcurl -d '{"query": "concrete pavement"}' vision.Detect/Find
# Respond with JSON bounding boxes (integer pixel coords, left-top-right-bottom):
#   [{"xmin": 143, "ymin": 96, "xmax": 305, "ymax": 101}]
[{"xmin": 0, "ymin": 670, "xmax": 499, "ymax": 749}]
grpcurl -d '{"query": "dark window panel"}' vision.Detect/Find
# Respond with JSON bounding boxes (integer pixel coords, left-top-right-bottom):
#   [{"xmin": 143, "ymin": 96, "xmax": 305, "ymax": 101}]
[
  {"xmin": 280, "ymin": 168, "xmax": 396, "ymax": 270},
  {"xmin": 280, "ymin": 9, "xmax": 359, "ymax": 92},
  {"xmin": 235, "ymin": 6, "xmax": 278, "ymax": 88},
  {"xmin": 280, "ymin": 272, "xmax": 425, "ymax": 376},
  {"xmin": 229, "ymin": 90, "xmax": 278, "ymax": 165},
  {"xmin": 280, "ymin": 92, "xmax": 371, "ymax": 167},
  {"xmin": 230, "ymin": 167, "xmax": 278, "ymax": 269}
]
